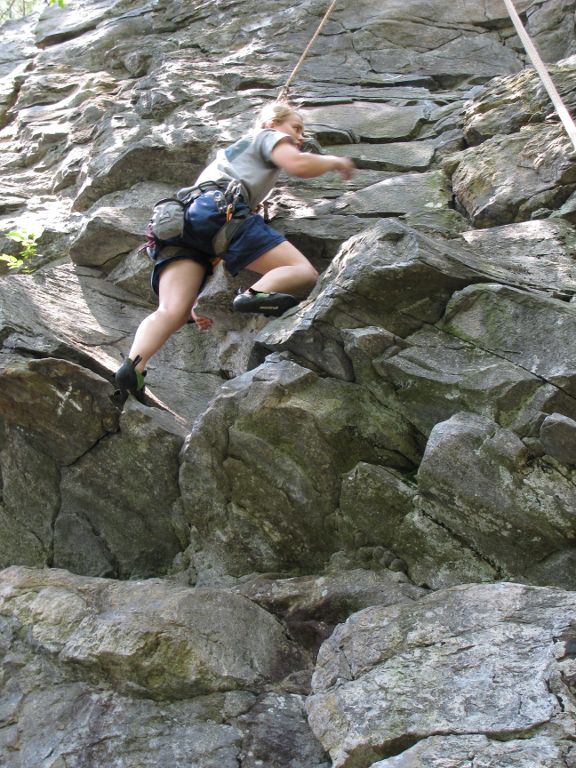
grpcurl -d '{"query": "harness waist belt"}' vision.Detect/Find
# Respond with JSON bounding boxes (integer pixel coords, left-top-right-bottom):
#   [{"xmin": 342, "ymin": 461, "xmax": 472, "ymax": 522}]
[{"xmin": 176, "ymin": 181, "xmax": 229, "ymax": 205}]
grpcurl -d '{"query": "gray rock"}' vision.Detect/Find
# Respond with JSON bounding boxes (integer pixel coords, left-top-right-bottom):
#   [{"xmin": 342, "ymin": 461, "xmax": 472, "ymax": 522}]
[
  {"xmin": 256, "ymin": 217, "xmax": 576, "ymax": 384},
  {"xmin": 0, "ymin": 262, "xmax": 150, "ymax": 373},
  {"xmin": 345, "ymin": 0, "xmax": 540, "ymax": 82},
  {"xmin": 279, "ymin": 214, "xmax": 368, "ymax": 271},
  {"xmin": 237, "ymin": 693, "xmax": 330, "ymax": 768},
  {"xmin": 0, "ymin": 17, "xmax": 38, "ymax": 122},
  {"xmin": 235, "ymin": 567, "xmax": 426, "ymax": 651},
  {"xmin": 526, "ymin": 548, "xmax": 576, "ymax": 591},
  {"xmin": 0, "ymin": 566, "xmax": 322, "ymax": 768},
  {"xmin": 0, "ymin": 357, "xmax": 119, "ymax": 465},
  {"xmin": 526, "ymin": 0, "xmax": 576, "ymax": 61},
  {"xmin": 0, "ymin": 262, "xmax": 225, "ymax": 424},
  {"xmin": 2, "ymin": 0, "xmax": 576, "ymax": 762},
  {"xmin": 330, "ymin": 140, "xmax": 437, "ymax": 173},
  {"xmin": 69, "ymin": 205, "xmax": 150, "ymax": 266},
  {"xmin": 301, "ymin": 102, "xmax": 431, "ymax": 142},
  {"xmin": 336, "ymin": 462, "xmax": 417, "ymax": 551},
  {"xmin": 107, "ymin": 244, "xmax": 157, "ymax": 304},
  {"xmin": 417, "ymin": 412, "xmax": 576, "ymax": 584},
  {"xmin": 179, "ymin": 356, "xmax": 420, "ymax": 580},
  {"xmin": 540, "ymin": 412, "xmax": 576, "ymax": 465},
  {"xmin": 332, "ymin": 170, "xmax": 452, "ymax": 218},
  {"xmin": 462, "ymin": 64, "xmax": 576, "ymax": 144},
  {"xmin": 307, "ymin": 582, "xmax": 576, "ymax": 767},
  {"xmin": 35, "ymin": 0, "xmax": 120, "ymax": 47},
  {"xmin": 449, "ymin": 123, "xmax": 576, "ymax": 227},
  {"xmin": 442, "ymin": 283, "xmax": 576, "ymax": 397},
  {"xmin": 0, "ymin": 682, "xmax": 244, "ymax": 768},
  {"xmin": 377, "ymin": 325, "xmax": 544, "ymax": 437},
  {"xmin": 0, "ymin": 427, "xmax": 60, "ymax": 569},
  {"xmin": 370, "ymin": 734, "xmax": 571, "ymax": 768},
  {"xmin": 55, "ymin": 401, "xmax": 186, "ymax": 578},
  {"xmin": 457, "ymin": 218, "xmax": 576, "ymax": 297},
  {"xmin": 0, "ymin": 566, "xmax": 305, "ymax": 697},
  {"xmin": 254, "ymin": 220, "xmax": 487, "ymax": 378},
  {"xmin": 393, "ymin": 505, "xmax": 500, "ymax": 590},
  {"xmin": 336, "ymin": 460, "xmax": 498, "ymax": 590},
  {"xmin": 72, "ymin": 122, "xmax": 212, "ymax": 212}
]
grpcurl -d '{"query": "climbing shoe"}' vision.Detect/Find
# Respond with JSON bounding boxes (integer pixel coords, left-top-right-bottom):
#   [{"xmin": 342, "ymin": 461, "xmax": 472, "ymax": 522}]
[
  {"xmin": 232, "ymin": 288, "xmax": 299, "ymax": 317},
  {"xmin": 113, "ymin": 355, "xmax": 147, "ymax": 404}
]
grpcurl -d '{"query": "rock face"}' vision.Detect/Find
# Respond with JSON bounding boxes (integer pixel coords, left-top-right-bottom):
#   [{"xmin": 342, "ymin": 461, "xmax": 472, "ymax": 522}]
[
  {"xmin": 307, "ymin": 582, "xmax": 576, "ymax": 767},
  {"xmin": 0, "ymin": 566, "xmax": 324, "ymax": 767},
  {"xmin": 1, "ymin": 0, "xmax": 576, "ymax": 766}
]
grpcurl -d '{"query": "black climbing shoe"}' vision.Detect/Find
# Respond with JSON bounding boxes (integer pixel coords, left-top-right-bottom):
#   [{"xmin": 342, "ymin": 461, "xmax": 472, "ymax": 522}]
[
  {"xmin": 232, "ymin": 289, "xmax": 298, "ymax": 317},
  {"xmin": 114, "ymin": 355, "xmax": 146, "ymax": 404}
]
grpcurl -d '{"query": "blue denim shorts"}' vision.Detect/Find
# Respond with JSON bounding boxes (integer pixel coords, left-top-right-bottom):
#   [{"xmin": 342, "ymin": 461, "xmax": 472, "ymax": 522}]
[{"xmin": 150, "ymin": 190, "xmax": 286, "ymax": 295}]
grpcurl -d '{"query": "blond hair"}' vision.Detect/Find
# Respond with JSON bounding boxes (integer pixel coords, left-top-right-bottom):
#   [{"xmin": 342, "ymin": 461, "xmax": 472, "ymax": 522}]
[{"xmin": 256, "ymin": 102, "xmax": 300, "ymax": 129}]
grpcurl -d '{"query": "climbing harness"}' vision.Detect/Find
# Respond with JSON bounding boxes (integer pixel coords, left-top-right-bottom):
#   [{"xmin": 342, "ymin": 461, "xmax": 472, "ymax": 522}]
[
  {"xmin": 278, "ymin": 0, "xmax": 338, "ymax": 102},
  {"xmin": 149, "ymin": 181, "xmax": 224, "ymax": 243},
  {"xmin": 148, "ymin": 180, "xmax": 251, "ymax": 262},
  {"xmin": 212, "ymin": 180, "xmax": 252, "ymax": 257},
  {"xmin": 502, "ymin": 0, "xmax": 576, "ymax": 152}
]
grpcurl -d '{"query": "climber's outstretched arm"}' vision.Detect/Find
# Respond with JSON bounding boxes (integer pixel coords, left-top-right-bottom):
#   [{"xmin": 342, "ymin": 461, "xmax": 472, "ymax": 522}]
[{"xmin": 271, "ymin": 140, "xmax": 355, "ymax": 181}]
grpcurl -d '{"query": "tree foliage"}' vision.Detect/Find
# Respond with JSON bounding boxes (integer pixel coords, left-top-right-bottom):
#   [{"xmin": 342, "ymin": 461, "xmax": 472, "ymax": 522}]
[
  {"xmin": 0, "ymin": 229, "xmax": 43, "ymax": 273},
  {"xmin": 0, "ymin": 0, "xmax": 64, "ymax": 23}
]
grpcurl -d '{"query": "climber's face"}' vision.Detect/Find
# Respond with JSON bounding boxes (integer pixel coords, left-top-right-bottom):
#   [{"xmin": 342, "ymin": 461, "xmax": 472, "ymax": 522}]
[{"xmin": 272, "ymin": 112, "xmax": 305, "ymax": 148}]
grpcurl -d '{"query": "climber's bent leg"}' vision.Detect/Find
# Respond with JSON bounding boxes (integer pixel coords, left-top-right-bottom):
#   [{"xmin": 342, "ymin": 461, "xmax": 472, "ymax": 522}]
[
  {"xmin": 233, "ymin": 241, "xmax": 318, "ymax": 317},
  {"xmin": 247, "ymin": 241, "xmax": 318, "ymax": 294}
]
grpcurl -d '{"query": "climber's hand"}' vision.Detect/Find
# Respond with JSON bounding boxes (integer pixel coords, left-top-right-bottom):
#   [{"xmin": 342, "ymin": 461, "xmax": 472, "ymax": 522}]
[{"xmin": 191, "ymin": 308, "xmax": 213, "ymax": 331}]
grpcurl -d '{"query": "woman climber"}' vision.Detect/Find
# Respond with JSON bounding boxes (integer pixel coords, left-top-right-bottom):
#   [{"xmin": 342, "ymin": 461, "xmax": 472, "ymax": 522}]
[{"xmin": 114, "ymin": 101, "xmax": 355, "ymax": 401}]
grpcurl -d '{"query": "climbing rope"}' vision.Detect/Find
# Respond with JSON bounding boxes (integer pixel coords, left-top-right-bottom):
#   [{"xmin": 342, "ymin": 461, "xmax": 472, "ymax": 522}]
[
  {"xmin": 502, "ymin": 0, "xmax": 576, "ymax": 152},
  {"xmin": 277, "ymin": 0, "xmax": 338, "ymax": 102}
]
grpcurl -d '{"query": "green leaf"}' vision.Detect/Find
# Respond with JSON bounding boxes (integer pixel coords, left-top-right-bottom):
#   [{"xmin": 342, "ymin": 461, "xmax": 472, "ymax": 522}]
[{"xmin": 0, "ymin": 254, "xmax": 24, "ymax": 270}]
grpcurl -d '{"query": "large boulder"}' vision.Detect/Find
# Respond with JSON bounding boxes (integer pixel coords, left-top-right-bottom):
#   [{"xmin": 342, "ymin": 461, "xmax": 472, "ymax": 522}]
[
  {"xmin": 0, "ymin": 566, "xmax": 323, "ymax": 768},
  {"xmin": 54, "ymin": 400, "xmax": 187, "ymax": 579},
  {"xmin": 417, "ymin": 413, "xmax": 576, "ymax": 587},
  {"xmin": 179, "ymin": 356, "xmax": 421, "ymax": 581},
  {"xmin": 307, "ymin": 582, "xmax": 576, "ymax": 768}
]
